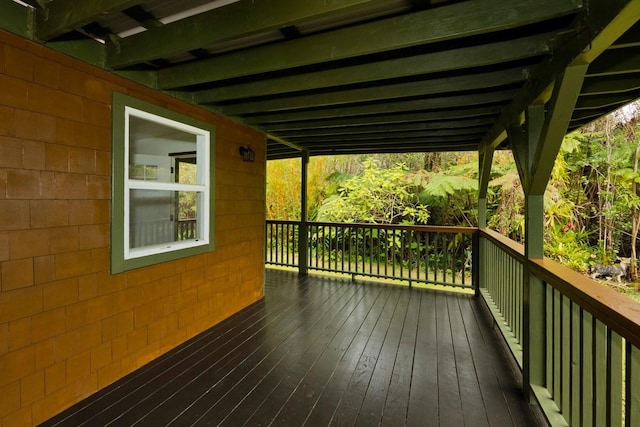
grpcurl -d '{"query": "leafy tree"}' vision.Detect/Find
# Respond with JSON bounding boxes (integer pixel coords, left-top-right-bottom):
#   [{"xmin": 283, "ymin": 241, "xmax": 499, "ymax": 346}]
[{"xmin": 316, "ymin": 159, "xmax": 429, "ymax": 224}]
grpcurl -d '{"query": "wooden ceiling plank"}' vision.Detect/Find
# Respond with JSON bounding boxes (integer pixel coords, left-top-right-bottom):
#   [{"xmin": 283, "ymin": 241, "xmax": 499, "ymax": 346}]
[
  {"xmin": 299, "ymin": 138, "xmax": 479, "ymax": 150},
  {"xmin": 581, "ymin": 73, "xmax": 640, "ymax": 94},
  {"xmin": 217, "ymin": 68, "xmax": 528, "ymax": 116},
  {"xmin": 611, "ymin": 21, "xmax": 640, "ymax": 48},
  {"xmin": 35, "ymin": 0, "xmax": 143, "ymax": 41},
  {"xmin": 260, "ymin": 106, "xmax": 503, "ymax": 130},
  {"xmin": 244, "ymin": 90, "xmax": 516, "ymax": 124},
  {"xmin": 574, "ymin": 92, "xmax": 637, "ymax": 109},
  {"xmin": 272, "ymin": 118, "xmax": 496, "ymax": 138},
  {"xmin": 194, "ymin": 32, "xmax": 550, "ymax": 101},
  {"xmin": 107, "ymin": 0, "xmax": 406, "ymax": 69},
  {"xmin": 0, "ymin": 0, "xmax": 32, "ymax": 38},
  {"xmin": 586, "ymin": 46, "xmax": 640, "ymax": 76},
  {"xmin": 285, "ymin": 127, "xmax": 488, "ymax": 143},
  {"xmin": 301, "ymin": 139, "xmax": 478, "ymax": 149},
  {"xmin": 158, "ymin": 0, "xmax": 578, "ymax": 89}
]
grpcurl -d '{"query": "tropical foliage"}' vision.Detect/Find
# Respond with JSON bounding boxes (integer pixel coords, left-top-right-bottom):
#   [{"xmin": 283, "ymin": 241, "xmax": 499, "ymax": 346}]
[{"xmin": 266, "ymin": 103, "xmax": 640, "ymax": 279}]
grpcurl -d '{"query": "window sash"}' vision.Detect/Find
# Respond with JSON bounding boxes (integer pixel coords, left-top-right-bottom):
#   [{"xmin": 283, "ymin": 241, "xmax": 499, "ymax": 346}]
[{"xmin": 112, "ymin": 92, "xmax": 215, "ymax": 273}]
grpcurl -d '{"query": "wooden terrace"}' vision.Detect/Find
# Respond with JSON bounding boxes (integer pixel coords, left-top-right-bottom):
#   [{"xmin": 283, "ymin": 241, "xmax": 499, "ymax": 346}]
[{"xmin": 40, "ymin": 269, "xmax": 539, "ymax": 426}]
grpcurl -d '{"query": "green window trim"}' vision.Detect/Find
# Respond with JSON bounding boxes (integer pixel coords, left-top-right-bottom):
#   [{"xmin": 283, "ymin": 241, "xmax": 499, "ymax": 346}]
[{"xmin": 111, "ymin": 92, "xmax": 216, "ymax": 273}]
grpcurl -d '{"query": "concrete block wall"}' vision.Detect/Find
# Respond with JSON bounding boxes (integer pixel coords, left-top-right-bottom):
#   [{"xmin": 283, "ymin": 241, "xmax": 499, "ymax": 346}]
[{"xmin": 0, "ymin": 30, "xmax": 265, "ymax": 426}]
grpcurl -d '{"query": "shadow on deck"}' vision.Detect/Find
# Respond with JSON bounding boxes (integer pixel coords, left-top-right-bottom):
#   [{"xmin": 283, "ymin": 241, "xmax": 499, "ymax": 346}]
[{"xmin": 41, "ymin": 269, "xmax": 541, "ymax": 426}]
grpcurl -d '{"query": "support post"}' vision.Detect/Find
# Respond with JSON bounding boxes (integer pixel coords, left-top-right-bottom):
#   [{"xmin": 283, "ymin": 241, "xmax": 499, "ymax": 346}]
[
  {"xmin": 476, "ymin": 146, "xmax": 493, "ymax": 296},
  {"xmin": 518, "ymin": 64, "xmax": 586, "ymax": 403},
  {"xmin": 298, "ymin": 151, "xmax": 309, "ymax": 275},
  {"xmin": 472, "ymin": 231, "xmax": 480, "ymax": 297},
  {"xmin": 477, "ymin": 197, "xmax": 487, "ymax": 229},
  {"xmin": 523, "ymin": 194, "xmax": 545, "ymax": 402}
]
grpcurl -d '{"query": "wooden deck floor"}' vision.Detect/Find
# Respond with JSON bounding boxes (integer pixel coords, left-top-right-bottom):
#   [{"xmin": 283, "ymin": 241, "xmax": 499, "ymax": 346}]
[{"xmin": 41, "ymin": 270, "xmax": 540, "ymax": 427}]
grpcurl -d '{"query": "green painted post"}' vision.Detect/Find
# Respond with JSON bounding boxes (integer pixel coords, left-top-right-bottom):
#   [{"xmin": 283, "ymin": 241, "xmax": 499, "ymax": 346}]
[
  {"xmin": 299, "ymin": 151, "xmax": 309, "ymax": 275},
  {"xmin": 472, "ymin": 231, "xmax": 480, "ymax": 297},
  {"xmin": 478, "ymin": 197, "xmax": 487, "ymax": 229},
  {"xmin": 523, "ymin": 193, "xmax": 546, "ymax": 403}
]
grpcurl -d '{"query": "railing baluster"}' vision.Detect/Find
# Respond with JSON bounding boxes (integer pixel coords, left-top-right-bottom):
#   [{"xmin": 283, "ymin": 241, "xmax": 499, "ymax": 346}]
[
  {"xmin": 400, "ymin": 229, "xmax": 404, "ymax": 279},
  {"xmin": 553, "ymin": 288, "xmax": 562, "ymax": 407},
  {"xmin": 362, "ymin": 226, "xmax": 366, "ymax": 275},
  {"xmin": 609, "ymin": 331, "xmax": 623, "ymax": 427},
  {"xmin": 561, "ymin": 295, "xmax": 571, "ymax": 419},
  {"xmin": 425, "ymin": 232, "xmax": 430, "ymax": 282},
  {"xmin": 627, "ymin": 345, "xmax": 640, "ymax": 427},
  {"xmin": 369, "ymin": 226, "xmax": 373, "ymax": 275},
  {"xmin": 346, "ymin": 226, "xmax": 351, "ymax": 274},
  {"xmin": 594, "ymin": 320, "xmax": 607, "ymax": 425},
  {"xmin": 341, "ymin": 226, "xmax": 346, "ymax": 273},
  {"xmin": 286, "ymin": 222, "xmax": 289, "ymax": 265},
  {"xmin": 582, "ymin": 311, "xmax": 593, "ymax": 427},
  {"xmin": 390, "ymin": 228, "xmax": 395, "ymax": 278},
  {"xmin": 376, "ymin": 227, "xmax": 381, "ymax": 277},
  {"xmin": 416, "ymin": 231, "xmax": 421, "ymax": 283}
]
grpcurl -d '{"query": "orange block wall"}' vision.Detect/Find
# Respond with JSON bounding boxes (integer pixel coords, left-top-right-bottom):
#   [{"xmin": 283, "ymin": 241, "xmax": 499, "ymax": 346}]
[{"xmin": 0, "ymin": 29, "xmax": 265, "ymax": 426}]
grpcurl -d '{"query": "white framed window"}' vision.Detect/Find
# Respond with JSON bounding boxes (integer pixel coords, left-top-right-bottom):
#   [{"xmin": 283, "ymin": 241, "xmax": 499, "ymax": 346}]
[{"xmin": 112, "ymin": 93, "xmax": 215, "ymax": 273}]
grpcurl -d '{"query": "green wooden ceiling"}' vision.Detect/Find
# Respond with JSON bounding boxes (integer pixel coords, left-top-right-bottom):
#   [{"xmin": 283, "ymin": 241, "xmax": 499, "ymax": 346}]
[{"xmin": 3, "ymin": 0, "xmax": 640, "ymax": 160}]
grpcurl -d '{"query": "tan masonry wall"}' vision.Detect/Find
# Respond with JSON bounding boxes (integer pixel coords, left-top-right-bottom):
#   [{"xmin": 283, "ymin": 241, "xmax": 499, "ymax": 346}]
[{"xmin": 0, "ymin": 30, "xmax": 265, "ymax": 426}]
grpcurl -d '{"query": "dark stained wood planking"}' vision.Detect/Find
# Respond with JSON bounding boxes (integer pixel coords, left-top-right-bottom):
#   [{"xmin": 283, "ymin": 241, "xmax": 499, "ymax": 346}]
[
  {"xmin": 40, "ymin": 270, "xmax": 540, "ymax": 427},
  {"xmin": 379, "ymin": 290, "xmax": 420, "ymax": 427}
]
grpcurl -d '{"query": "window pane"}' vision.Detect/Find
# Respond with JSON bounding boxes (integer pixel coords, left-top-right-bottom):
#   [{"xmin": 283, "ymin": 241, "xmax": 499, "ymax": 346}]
[
  {"xmin": 129, "ymin": 189, "xmax": 201, "ymax": 249},
  {"xmin": 176, "ymin": 160, "xmax": 197, "ymax": 184},
  {"xmin": 176, "ymin": 190, "xmax": 199, "ymax": 241},
  {"xmin": 129, "ymin": 115, "xmax": 198, "ymax": 184}
]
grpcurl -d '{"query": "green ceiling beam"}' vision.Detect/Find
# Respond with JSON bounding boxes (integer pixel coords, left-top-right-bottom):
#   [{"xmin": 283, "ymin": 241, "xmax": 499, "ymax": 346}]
[
  {"xmin": 298, "ymin": 137, "xmax": 478, "ymax": 148},
  {"xmin": 272, "ymin": 118, "xmax": 496, "ymax": 138},
  {"xmin": 268, "ymin": 141, "xmax": 480, "ymax": 159},
  {"xmin": 285, "ymin": 127, "xmax": 487, "ymax": 143},
  {"xmin": 215, "ymin": 68, "xmax": 527, "ymax": 116},
  {"xmin": 244, "ymin": 90, "xmax": 516, "ymax": 124},
  {"xmin": 611, "ymin": 21, "xmax": 640, "ymax": 48},
  {"xmin": 46, "ymin": 37, "xmax": 106, "ymax": 68},
  {"xmin": 0, "ymin": 1, "xmax": 33, "ymax": 38},
  {"xmin": 35, "ymin": 0, "xmax": 143, "ymax": 41},
  {"xmin": 570, "ymin": 107, "xmax": 614, "ymax": 122},
  {"xmin": 586, "ymin": 47, "xmax": 640, "ymax": 76},
  {"xmin": 480, "ymin": 0, "xmax": 640, "ymax": 155},
  {"xmin": 574, "ymin": 91, "xmax": 639, "ymax": 109},
  {"xmin": 298, "ymin": 139, "xmax": 478, "ymax": 152},
  {"xmin": 197, "ymin": 33, "xmax": 548, "ymax": 102},
  {"xmin": 265, "ymin": 134, "xmax": 305, "ymax": 154},
  {"xmin": 107, "ymin": 0, "xmax": 403, "ymax": 69},
  {"xmin": 158, "ymin": 0, "xmax": 574, "ymax": 90},
  {"xmin": 581, "ymin": 73, "xmax": 640, "ymax": 94},
  {"xmin": 260, "ymin": 106, "xmax": 503, "ymax": 131}
]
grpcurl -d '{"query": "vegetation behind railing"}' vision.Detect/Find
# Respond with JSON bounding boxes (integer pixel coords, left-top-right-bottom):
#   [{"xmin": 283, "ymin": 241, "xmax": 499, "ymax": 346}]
[{"xmin": 265, "ymin": 220, "xmax": 474, "ymax": 289}]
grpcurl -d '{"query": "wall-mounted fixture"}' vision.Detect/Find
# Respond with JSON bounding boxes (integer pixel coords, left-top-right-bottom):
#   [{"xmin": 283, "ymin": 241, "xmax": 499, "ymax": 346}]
[{"xmin": 239, "ymin": 146, "xmax": 255, "ymax": 162}]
